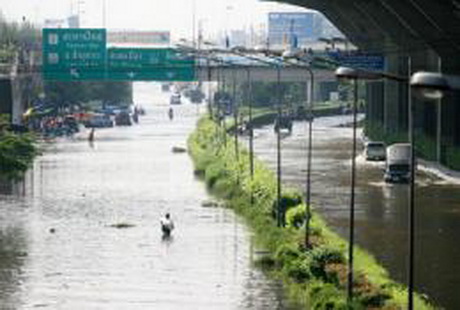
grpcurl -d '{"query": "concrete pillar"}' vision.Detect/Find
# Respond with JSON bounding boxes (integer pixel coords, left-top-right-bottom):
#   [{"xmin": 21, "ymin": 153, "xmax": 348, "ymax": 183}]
[
  {"xmin": 365, "ymin": 81, "xmax": 384, "ymax": 125},
  {"xmin": 11, "ymin": 78, "xmax": 24, "ymax": 125},
  {"xmin": 383, "ymin": 54, "xmax": 404, "ymax": 134}
]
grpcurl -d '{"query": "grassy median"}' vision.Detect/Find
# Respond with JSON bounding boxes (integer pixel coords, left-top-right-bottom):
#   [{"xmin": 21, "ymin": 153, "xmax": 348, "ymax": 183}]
[{"xmin": 188, "ymin": 117, "xmax": 435, "ymax": 309}]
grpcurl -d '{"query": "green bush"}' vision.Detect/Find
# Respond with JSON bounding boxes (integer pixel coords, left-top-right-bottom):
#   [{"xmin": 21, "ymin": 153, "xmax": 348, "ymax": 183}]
[
  {"xmin": 0, "ymin": 132, "xmax": 38, "ymax": 179},
  {"xmin": 357, "ymin": 288, "xmax": 391, "ymax": 308},
  {"xmin": 275, "ymin": 243, "xmax": 303, "ymax": 265},
  {"xmin": 286, "ymin": 203, "xmax": 307, "ymax": 228},
  {"xmin": 284, "ymin": 256, "xmax": 312, "ymax": 283},
  {"xmin": 308, "ymin": 282, "xmax": 349, "ymax": 310},
  {"xmin": 271, "ymin": 189, "xmax": 303, "ymax": 225},
  {"xmin": 308, "ymin": 246, "xmax": 345, "ymax": 284}
]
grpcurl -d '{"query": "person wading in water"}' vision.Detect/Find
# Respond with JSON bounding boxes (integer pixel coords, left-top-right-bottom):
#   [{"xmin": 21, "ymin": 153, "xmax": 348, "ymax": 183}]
[{"xmin": 160, "ymin": 213, "xmax": 174, "ymax": 236}]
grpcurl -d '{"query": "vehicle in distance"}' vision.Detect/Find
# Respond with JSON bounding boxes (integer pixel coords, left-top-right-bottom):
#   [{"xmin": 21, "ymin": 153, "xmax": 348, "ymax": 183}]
[
  {"xmin": 115, "ymin": 111, "xmax": 132, "ymax": 126},
  {"xmin": 170, "ymin": 93, "xmax": 181, "ymax": 105},
  {"xmin": 85, "ymin": 114, "xmax": 114, "ymax": 128},
  {"xmin": 274, "ymin": 114, "xmax": 293, "ymax": 133},
  {"xmin": 384, "ymin": 143, "xmax": 411, "ymax": 183},
  {"xmin": 161, "ymin": 83, "xmax": 170, "ymax": 92},
  {"xmin": 365, "ymin": 141, "xmax": 386, "ymax": 161}
]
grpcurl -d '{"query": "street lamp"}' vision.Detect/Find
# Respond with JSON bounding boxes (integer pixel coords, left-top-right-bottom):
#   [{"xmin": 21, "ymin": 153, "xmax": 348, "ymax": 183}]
[
  {"xmin": 245, "ymin": 66, "xmax": 255, "ymax": 204},
  {"xmin": 232, "ymin": 65, "xmax": 239, "ymax": 162},
  {"xmin": 334, "ymin": 67, "xmax": 447, "ymax": 307},
  {"xmin": 276, "ymin": 62, "xmax": 283, "ymax": 227},
  {"xmin": 410, "ymin": 72, "xmax": 450, "ymax": 100},
  {"xmin": 335, "ymin": 66, "xmax": 391, "ymax": 302},
  {"xmin": 230, "ymin": 47, "xmax": 286, "ymax": 226},
  {"xmin": 407, "ymin": 71, "xmax": 450, "ymax": 310},
  {"xmin": 335, "ymin": 66, "xmax": 360, "ymax": 302},
  {"xmin": 282, "ymin": 51, "xmax": 315, "ymax": 248}
]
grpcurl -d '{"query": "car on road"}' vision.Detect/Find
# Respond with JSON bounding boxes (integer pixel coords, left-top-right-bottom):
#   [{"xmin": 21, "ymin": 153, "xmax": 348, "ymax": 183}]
[
  {"xmin": 274, "ymin": 115, "xmax": 293, "ymax": 133},
  {"xmin": 85, "ymin": 114, "xmax": 113, "ymax": 128},
  {"xmin": 364, "ymin": 141, "xmax": 386, "ymax": 161},
  {"xmin": 170, "ymin": 93, "xmax": 181, "ymax": 105},
  {"xmin": 115, "ymin": 111, "xmax": 132, "ymax": 126}
]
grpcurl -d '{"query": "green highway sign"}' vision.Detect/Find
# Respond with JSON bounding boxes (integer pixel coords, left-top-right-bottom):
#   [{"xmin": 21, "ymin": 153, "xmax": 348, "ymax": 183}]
[
  {"xmin": 107, "ymin": 48, "xmax": 195, "ymax": 81},
  {"xmin": 42, "ymin": 30, "xmax": 195, "ymax": 81},
  {"xmin": 42, "ymin": 28, "xmax": 107, "ymax": 80}
]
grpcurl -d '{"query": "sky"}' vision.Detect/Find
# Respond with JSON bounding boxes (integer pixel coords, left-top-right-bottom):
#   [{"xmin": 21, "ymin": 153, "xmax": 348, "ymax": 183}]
[{"xmin": 0, "ymin": 0, "xmax": 314, "ymax": 40}]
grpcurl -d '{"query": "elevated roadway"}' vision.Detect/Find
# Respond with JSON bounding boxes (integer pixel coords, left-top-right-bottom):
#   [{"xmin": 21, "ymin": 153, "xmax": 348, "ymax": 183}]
[{"xmin": 277, "ymin": 0, "xmax": 460, "ymax": 165}]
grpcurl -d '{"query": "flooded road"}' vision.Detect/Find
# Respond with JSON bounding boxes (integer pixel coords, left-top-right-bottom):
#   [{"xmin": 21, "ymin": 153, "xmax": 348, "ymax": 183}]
[
  {"xmin": 0, "ymin": 83, "xmax": 294, "ymax": 310},
  {"xmin": 252, "ymin": 116, "xmax": 460, "ymax": 309}
]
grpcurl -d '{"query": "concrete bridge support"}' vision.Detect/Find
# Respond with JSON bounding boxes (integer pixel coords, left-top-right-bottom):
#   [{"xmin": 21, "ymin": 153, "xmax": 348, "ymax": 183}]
[
  {"xmin": 365, "ymin": 81, "xmax": 384, "ymax": 127},
  {"xmin": 11, "ymin": 78, "xmax": 24, "ymax": 125}
]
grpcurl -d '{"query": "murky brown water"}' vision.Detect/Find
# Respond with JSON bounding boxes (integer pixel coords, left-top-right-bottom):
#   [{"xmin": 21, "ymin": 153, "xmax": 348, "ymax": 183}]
[
  {"xmin": 0, "ymin": 83, "xmax": 299, "ymax": 310},
  {"xmin": 252, "ymin": 116, "xmax": 460, "ymax": 309}
]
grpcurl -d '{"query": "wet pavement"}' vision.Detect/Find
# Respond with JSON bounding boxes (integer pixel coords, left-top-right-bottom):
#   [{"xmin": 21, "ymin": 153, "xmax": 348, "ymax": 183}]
[
  {"xmin": 0, "ymin": 83, "xmax": 297, "ymax": 310},
  {"xmin": 251, "ymin": 115, "xmax": 460, "ymax": 309}
]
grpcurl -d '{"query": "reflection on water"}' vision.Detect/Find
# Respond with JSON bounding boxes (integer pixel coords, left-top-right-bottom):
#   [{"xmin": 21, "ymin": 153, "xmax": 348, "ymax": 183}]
[
  {"xmin": 0, "ymin": 226, "xmax": 28, "ymax": 308},
  {"xmin": 252, "ymin": 116, "xmax": 460, "ymax": 309},
  {"xmin": 0, "ymin": 83, "xmax": 298, "ymax": 309}
]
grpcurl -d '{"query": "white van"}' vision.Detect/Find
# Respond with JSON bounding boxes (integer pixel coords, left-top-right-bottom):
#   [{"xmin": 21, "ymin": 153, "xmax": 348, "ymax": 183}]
[{"xmin": 364, "ymin": 141, "xmax": 386, "ymax": 161}]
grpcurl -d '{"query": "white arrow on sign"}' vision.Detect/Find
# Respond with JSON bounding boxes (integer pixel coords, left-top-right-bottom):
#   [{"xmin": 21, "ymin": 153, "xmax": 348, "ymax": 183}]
[{"xmin": 70, "ymin": 68, "xmax": 80, "ymax": 78}]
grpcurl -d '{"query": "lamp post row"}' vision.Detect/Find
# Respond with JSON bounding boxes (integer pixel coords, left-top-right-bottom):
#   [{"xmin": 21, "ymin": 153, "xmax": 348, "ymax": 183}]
[
  {"xmin": 192, "ymin": 45, "xmax": 316, "ymax": 234},
  {"xmin": 335, "ymin": 66, "xmax": 454, "ymax": 308},
  {"xmin": 182, "ymin": 44, "xmax": 458, "ymax": 308},
  {"xmin": 206, "ymin": 45, "xmax": 454, "ymax": 308}
]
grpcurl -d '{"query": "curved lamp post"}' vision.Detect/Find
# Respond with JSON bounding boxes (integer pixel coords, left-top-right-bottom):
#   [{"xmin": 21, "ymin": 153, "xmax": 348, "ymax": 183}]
[
  {"xmin": 333, "ymin": 67, "xmax": 448, "ymax": 307},
  {"xmin": 231, "ymin": 47, "xmax": 286, "ymax": 226},
  {"xmin": 245, "ymin": 66, "xmax": 255, "ymax": 204},
  {"xmin": 408, "ymin": 71, "xmax": 450, "ymax": 309},
  {"xmin": 335, "ymin": 66, "xmax": 360, "ymax": 302},
  {"xmin": 282, "ymin": 49, "xmax": 315, "ymax": 248},
  {"xmin": 334, "ymin": 66, "xmax": 388, "ymax": 302},
  {"xmin": 410, "ymin": 72, "xmax": 450, "ymax": 100}
]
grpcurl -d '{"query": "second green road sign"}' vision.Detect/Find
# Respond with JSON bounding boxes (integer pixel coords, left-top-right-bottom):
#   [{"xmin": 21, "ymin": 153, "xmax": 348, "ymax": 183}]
[{"xmin": 107, "ymin": 48, "xmax": 195, "ymax": 81}]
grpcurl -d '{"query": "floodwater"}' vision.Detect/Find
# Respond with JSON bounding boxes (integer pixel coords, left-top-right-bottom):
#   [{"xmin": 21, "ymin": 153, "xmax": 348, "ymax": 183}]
[
  {"xmin": 252, "ymin": 115, "xmax": 460, "ymax": 309},
  {"xmin": 0, "ymin": 83, "xmax": 298, "ymax": 310}
]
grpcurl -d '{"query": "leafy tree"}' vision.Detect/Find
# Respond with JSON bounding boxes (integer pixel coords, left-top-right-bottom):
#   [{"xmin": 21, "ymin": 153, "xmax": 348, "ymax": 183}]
[
  {"xmin": 239, "ymin": 81, "xmax": 306, "ymax": 109},
  {"xmin": 44, "ymin": 81, "xmax": 133, "ymax": 109}
]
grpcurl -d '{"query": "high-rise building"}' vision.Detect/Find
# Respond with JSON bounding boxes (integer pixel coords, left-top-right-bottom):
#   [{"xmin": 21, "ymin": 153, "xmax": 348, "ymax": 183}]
[
  {"xmin": 67, "ymin": 15, "xmax": 80, "ymax": 28},
  {"xmin": 268, "ymin": 11, "xmax": 342, "ymax": 48}
]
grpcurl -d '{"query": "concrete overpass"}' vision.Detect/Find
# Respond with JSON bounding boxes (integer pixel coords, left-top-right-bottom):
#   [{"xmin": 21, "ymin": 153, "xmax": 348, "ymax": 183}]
[
  {"xmin": 195, "ymin": 65, "xmax": 334, "ymax": 83},
  {"xmin": 277, "ymin": 0, "xmax": 460, "ymax": 165}
]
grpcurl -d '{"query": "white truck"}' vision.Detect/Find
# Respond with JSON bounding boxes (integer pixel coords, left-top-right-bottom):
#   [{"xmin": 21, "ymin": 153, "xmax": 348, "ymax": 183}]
[{"xmin": 384, "ymin": 143, "xmax": 412, "ymax": 183}]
